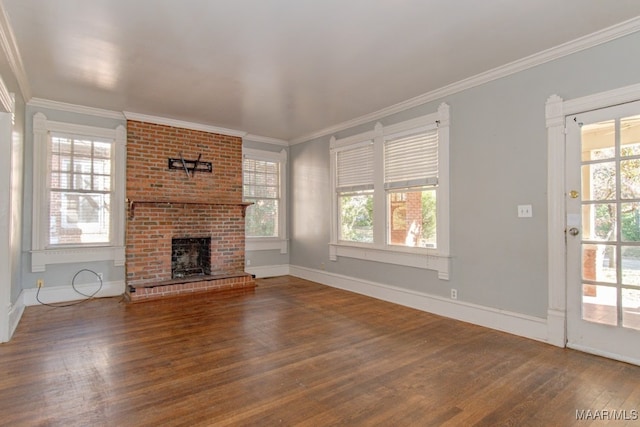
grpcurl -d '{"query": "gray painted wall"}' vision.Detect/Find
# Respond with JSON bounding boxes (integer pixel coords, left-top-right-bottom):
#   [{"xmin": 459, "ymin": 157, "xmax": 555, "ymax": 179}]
[
  {"xmin": 21, "ymin": 105, "xmax": 127, "ymax": 291},
  {"xmin": 290, "ymin": 31, "xmax": 640, "ymax": 319}
]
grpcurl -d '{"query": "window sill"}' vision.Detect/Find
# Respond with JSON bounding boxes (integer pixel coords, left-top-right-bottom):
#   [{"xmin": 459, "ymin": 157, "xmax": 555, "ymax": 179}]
[
  {"xmin": 31, "ymin": 246, "xmax": 126, "ymax": 272},
  {"xmin": 245, "ymin": 238, "xmax": 288, "ymax": 254},
  {"xmin": 329, "ymin": 243, "xmax": 450, "ymax": 280}
]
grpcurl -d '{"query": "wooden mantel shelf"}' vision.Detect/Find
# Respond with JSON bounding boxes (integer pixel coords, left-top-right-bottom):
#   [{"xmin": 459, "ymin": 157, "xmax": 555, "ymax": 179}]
[{"xmin": 127, "ymin": 199, "xmax": 253, "ymax": 219}]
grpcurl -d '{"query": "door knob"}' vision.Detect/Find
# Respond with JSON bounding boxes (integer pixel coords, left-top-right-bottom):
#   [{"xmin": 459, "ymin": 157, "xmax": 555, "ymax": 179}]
[{"xmin": 568, "ymin": 227, "xmax": 579, "ymax": 236}]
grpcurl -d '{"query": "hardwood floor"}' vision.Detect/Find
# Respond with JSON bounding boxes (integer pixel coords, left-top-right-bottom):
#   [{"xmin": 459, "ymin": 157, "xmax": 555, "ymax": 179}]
[{"xmin": 1, "ymin": 276, "xmax": 639, "ymax": 426}]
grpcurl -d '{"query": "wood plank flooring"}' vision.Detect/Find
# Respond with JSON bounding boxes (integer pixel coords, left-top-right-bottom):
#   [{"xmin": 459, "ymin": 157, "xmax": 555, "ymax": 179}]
[{"xmin": 1, "ymin": 275, "xmax": 639, "ymax": 426}]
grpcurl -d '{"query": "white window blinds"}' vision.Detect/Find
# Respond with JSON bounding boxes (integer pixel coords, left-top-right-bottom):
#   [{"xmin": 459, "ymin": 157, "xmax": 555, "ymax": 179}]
[
  {"xmin": 384, "ymin": 127, "xmax": 438, "ymax": 189},
  {"xmin": 243, "ymin": 157, "xmax": 279, "ymax": 199},
  {"xmin": 336, "ymin": 141, "xmax": 374, "ymax": 193}
]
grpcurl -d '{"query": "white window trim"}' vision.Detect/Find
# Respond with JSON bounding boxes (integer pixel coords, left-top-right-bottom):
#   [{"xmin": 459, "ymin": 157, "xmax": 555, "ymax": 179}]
[
  {"xmin": 243, "ymin": 147, "xmax": 288, "ymax": 254},
  {"xmin": 329, "ymin": 103, "xmax": 450, "ymax": 279},
  {"xmin": 30, "ymin": 112, "xmax": 126, "ymax": 272}
]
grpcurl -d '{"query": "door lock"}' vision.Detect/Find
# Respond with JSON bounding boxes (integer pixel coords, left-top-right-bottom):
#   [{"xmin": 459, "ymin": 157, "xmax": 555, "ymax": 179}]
[
  {"xmin": 568, "ymin": 227, "xmax": 580, "ymax": 236},
  {"xmin": 569, "ymin": 190, "xmax": 579, "ymax": 199}
]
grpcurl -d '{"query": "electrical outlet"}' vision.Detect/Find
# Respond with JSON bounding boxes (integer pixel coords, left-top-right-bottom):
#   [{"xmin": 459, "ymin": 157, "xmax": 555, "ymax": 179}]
[
  {"xmin": 246, "ymin": 260, "xmax": 251, "ymax": 266},
  {"xmin": 97, "ymin": 273, "xmax": 103, "ymax": 281},
  {"xmin": 36, "ymin": 279, "xmax": 44, "ymax": 288},
  {"xmin": 451, "ymin": 289, "xmax": 458, "ymax": 300}
]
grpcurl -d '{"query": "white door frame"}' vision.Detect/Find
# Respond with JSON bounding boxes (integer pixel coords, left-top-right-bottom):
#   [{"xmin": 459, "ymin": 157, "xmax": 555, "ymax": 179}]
[
  {"xmin": 546, "ymin": 82, "xmax": 640, "ymax": 347},
  {"xmin": 0, "ymin": 75, "xmax": 14, "ymax": 343}
]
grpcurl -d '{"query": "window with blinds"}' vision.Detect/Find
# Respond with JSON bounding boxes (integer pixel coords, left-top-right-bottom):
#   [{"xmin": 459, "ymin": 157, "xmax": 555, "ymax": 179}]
[
  {"xmin": 336, "ymin": 141, "xmax": 374, "ymax": 193},
  {"xmin": 335, "ymin": 141, "xmax": 375, "ymax": 243},
  {"xmin": 48, "ymin": 133, "xmax": 113, "ymax": 246},
  {"xmin": 384, "ymin": 127, "xmax": 438, "ymax": 189},
  {"xmin": 384, "ymin": 126, "xmax": 439, "ymax": 248},
  {"xmin": 243, "ymin": 157, "xmax": 280, "ymax": 237},
  {"xmin": 329, "ymin": 104, "xmax": 450, "ymax": 273}
]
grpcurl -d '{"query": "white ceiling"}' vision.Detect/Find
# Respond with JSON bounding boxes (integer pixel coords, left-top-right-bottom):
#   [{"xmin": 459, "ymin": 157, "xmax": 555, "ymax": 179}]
[{"xmin": 3, "ymin": 1, "xmax": 640, "ymax": 142}]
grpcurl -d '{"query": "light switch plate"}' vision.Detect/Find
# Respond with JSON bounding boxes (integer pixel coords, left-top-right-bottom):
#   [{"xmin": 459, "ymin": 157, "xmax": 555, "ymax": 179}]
[{"xmin": 518, "ymin": 204, "xmax": 533, "ymax": 218}]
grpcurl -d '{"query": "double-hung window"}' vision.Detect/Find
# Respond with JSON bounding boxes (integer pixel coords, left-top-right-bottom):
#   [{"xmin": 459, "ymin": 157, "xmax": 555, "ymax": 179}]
[
  {"xmin": 330, "ymin": 103, "xmax": 450, "ymax": 279},
  {"xmin": 384, "ymin": 125, "xmax": 439, "ymax": 248},
  {"xmin": 242, "ymin": 147, "xmax": 288, "ymax": 253},
  {"xmin": 31, "ymin": 113, "xmax": 126, "ymax": 272},
  {"xmin": 48, "ymin": 133, "xmax": 113, "ymax": 245},
  {"xmin": 336, "ymin": 140, "xmax": 374, "ymax": 243}
]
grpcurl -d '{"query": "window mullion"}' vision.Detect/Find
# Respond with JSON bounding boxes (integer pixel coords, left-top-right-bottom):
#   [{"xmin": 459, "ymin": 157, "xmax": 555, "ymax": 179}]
[
  {"xmin": 90, "ymin": 141, "xmax": 96, "ymax": 192},
  {"xmin": 373, "ymin": 123, "xmax": 386, "ymax": 246}
]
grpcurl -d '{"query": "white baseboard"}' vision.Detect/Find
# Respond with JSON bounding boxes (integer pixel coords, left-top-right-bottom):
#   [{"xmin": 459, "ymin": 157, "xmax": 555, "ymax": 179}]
[
  {"xmin": 8, "ymin": 297, "xmax": 25, "ymax": 339},
  {"xmin": 22, "ymin": 280, "xmax": 126, "ymax": 306},
  {"xmin": 11, "ymin": 265, "xmax": 555, "ymax": 348},
  {"xmin": 289, "ymin": 265, "xmax": 550, "ymax": 344},
  {"xmin": 546, "ymin": 308, "xmax": 566, "ymax": 347},
  {"xmin": 567, "ymin": 343, "xmax": 640, "ymax": 367},
  {"xmin": 246, "ymin": 264, "xmax": 290, "ymax": 278}
]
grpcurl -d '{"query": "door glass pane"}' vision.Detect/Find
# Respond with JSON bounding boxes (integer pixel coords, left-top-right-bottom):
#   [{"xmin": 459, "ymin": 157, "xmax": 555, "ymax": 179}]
[
  {"xmin": 581, "ymin": 120, "xmax": 615, "ymax": 161},
  {"xmin": 620, "ymin": 114, "xmax": 640, "ymax": 156},
  {"xmin": 582, "ymin": 244, "xmax": 617, "ymax": 283},
  {"xmin": 622, "ymin": 287, "xmax": 640, "ymax": 330},
  {"xmin": 620, "ymin": 160, "xmax": 640, "ymax": 199},
  {"xmin": 582, "ymin": 284, "xmax": 617, "ymax": 326},
  {"xmin": 582, "ymin": 203, "xmax": 616, "ymax": 241},
  {"xmin": 621, "ymin": 203, "xmax": 640, "ymax": 242},
  {"xmin": 582, "ymin": 162, "xmax": 616, "ymax": 201},
  {"xmin": 622, "ymin": 246, "xmax": 640, "ymax": 286}
]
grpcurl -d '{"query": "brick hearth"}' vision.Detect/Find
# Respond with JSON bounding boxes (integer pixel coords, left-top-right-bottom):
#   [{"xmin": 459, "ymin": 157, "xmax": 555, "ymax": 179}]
[
  {"xmin": 126, "ymin": 272, "xmax": 255, "ymax": 302},
  {"xmin": 125, "ymin": 120, "xmax": 254, "ymax": 301}
]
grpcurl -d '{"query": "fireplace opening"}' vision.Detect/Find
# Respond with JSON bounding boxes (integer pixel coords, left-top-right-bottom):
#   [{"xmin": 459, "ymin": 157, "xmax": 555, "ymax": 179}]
[{"xmin": 171, "ymin": 237, "xmax": 211, "ymax": 279}]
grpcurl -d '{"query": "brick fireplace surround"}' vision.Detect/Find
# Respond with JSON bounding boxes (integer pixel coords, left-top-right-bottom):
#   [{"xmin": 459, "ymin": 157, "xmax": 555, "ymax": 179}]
[{"xmin": 125, "ymin": 120, "xmax": 255, "ymax": 302}]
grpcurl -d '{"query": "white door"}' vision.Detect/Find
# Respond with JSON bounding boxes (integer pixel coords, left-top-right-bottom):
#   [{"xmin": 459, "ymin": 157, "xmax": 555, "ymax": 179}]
[{"xmin": 566, "ymin": 100, "xmax": 640, "ymax": 365}]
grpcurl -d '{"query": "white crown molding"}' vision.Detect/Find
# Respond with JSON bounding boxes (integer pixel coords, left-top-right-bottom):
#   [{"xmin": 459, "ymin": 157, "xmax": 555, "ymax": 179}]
[
  {"xmin": 290, "ymin": 16, "xmax": 640, "ymax": 145},
  {"xmin": 124, "ymin": 111, "xmax": 247, "ymax": 137},
  {"xmin": 243, "ymin": 133, "xmax": 289, "ymax": 146},
  {"xmin": 0, "ymin": 1, "xmax": 31, "ymax": 101},
  {"xmin": 28, "ymin": 97, "xmax": 125, "ymax": 120},
  {"xmin": 27, "ymin": 99, "xmax": 288, "ymax": 144}
]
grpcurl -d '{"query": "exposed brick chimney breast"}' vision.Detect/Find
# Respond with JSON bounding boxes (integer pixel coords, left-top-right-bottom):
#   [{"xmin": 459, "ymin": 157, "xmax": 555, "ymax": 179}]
[{"xmin": 125, "ymin": 120, "xmax": 254, "ymax": 302}]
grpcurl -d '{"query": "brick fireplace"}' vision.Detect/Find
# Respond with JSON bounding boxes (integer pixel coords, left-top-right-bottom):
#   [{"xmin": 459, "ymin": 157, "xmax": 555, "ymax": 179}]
[{"xmin": 125, "ymin": 120, "xmax": 255, "ymax": 302}]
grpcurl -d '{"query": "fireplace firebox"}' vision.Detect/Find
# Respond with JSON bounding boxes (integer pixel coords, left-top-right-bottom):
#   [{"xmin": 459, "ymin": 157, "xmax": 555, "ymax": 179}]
[{"xmin": 171, "ymin": 237, "xmax": 211, "ymax": 279}]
